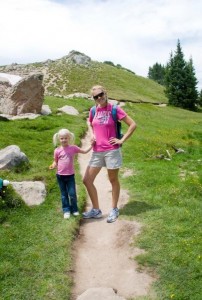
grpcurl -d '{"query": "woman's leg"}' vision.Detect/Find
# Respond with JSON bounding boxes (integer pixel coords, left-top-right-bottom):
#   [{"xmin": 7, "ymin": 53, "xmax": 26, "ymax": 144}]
[
  {"xmin": 107, "ymin": 168, "xmax": 120, "ymax": 208},
  {"xmin": 83, "ymin": 166, "xmax": 101, "ymax": 209}
]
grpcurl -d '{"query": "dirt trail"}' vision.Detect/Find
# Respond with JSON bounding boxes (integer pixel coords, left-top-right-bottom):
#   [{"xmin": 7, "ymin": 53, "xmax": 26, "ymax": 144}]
[{"xmin": 72, "ymin": 123, "xmax": 155, "ymax": 299}]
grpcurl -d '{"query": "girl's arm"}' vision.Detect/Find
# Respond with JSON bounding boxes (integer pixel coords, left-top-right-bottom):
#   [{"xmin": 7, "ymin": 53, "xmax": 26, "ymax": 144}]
[
  {"xmin": 78, "ymin": 144, "xmax": 93, "ymax": 154},
  {"xmin": 49, "ymin": 160, "xmax": 57, "ymax": 169},
  {"xmin": 49, "ymin": 149, "xmax": 58, "ymax": 169}
]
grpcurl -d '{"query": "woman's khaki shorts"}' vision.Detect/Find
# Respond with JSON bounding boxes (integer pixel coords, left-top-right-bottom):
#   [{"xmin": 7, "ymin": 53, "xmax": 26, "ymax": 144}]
[{"xmin": 89, "ymin": 148, "xmax": 122, "ymax": 169}]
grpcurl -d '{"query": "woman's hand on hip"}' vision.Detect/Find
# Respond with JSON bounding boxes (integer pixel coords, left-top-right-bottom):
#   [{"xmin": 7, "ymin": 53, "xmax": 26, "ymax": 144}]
[{"xmin": 109, "ymin": 137, "xmax": 123, "ymax": 146}]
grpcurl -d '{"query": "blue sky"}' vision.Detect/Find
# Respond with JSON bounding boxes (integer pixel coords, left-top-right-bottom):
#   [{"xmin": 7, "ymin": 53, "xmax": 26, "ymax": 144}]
[{"xmin": 1, "ymin": 0, "xmax": 202, "ymax": 90}]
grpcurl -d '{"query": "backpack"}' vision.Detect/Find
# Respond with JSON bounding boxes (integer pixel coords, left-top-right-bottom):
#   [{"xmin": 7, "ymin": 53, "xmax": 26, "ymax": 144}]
[{"xmin": 91, "ymin": 104, "xmax": 123, "ymax": 139}]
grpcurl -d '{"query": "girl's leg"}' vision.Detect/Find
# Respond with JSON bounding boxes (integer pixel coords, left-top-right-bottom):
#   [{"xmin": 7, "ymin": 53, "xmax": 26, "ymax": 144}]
[
  {"xmin": 56, "ymin": 175, "xmax": 70, "ymax": 212},
  {"xmin": 66, "ymin": 175, "xmax": 78, "ymax": 213},
  {"xmin": 107, "ymin": 168, "xmax": 120, "ymax": 208},
  {"xmin": 83, "ymin": 166, "xmax": 101, "ymax": 209}
]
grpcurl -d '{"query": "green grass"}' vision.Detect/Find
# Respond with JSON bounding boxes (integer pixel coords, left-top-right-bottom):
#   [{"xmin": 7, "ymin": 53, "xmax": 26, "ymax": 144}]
[
  {"xmin": 0, "ymin": 96, "xmax": 92, "ymax": 299},
  {"xmin": 43, "ymin": 61, "xmax": 167, "ymax": 103},
  {"xmin": 0, "ymin": 97, "xmax": 202, "ymax": 299},
  {"xmin": 120, "ymin": 103, "xmax": 202, "ymax": 300}
]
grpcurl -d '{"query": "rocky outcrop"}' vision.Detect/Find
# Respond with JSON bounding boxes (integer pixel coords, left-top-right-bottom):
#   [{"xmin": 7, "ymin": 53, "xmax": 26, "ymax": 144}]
[
  {"xmin": 60, "ymin": 50, "xmax": 91, "ymax": 65},
  {"xmin": 0, "ymin": 145, "xmax": 29, "ymax": 170},
  {"xmin": 0, "ymin": 51, "xmax": 93, "ymax": 98},
  {"xmin": 0, "ymin": 73, "xmax": 44, "ymax": 115},
  {"xmin": 64, "ymin": 93, "xmax": 90, "ymax": 99}
]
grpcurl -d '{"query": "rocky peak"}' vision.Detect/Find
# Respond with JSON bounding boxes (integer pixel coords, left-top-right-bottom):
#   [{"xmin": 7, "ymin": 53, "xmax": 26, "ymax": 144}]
[{"xmin": 60, "ymin": 50, "xmax": 91, "ymax": 65}]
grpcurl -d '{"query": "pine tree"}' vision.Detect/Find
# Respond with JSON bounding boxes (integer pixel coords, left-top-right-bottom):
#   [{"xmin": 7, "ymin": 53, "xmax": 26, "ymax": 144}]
[
  {"xmin": 164, "ymin": 40, "xmax": 198, "ymax": 111},
  {"xmin": 183, "ymin": 58, "xmax": 198, "ymax": 110},
  {"xmin": 198, "ymin": 89, "xmax": 202, "ymax": 107},
  {"xmin": 148, "ymin": 62, "xmax": 165, "ymax": 85}
]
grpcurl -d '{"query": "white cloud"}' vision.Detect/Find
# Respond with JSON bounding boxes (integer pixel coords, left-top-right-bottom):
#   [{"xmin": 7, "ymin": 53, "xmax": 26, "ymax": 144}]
[{"xmin": 1, "ymin": 0, "xmax": 202, "ymax": 90}]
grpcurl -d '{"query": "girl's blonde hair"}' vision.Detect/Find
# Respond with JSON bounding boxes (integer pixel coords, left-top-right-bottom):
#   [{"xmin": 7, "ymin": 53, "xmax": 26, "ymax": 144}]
[{"xmin": 53, "ymin": 128, "xmax": 75, "ymax": 146}]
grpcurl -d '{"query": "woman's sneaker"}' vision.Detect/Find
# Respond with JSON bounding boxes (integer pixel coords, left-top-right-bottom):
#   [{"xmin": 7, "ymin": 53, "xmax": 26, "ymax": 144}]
[
  {"xmin": 64, "ymin": 212, "xmax": 70, "ymax": 219},
  {"xmin": 107, "ymin": 208, "xmax": 119, "ymax": 223},
  {"xmin": 82, "ymin": 208, "xmax": 102, "ymax": 219}
]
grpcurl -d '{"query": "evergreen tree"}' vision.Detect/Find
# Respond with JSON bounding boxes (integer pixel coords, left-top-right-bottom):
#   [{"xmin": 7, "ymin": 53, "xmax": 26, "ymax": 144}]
[
  {"xmin": 164, "ymin": 40, "xmax": 198, "ymax": 111},
  {"xmin": 183, "ymin": 58, "xmax": 198, "ymax": 110},
  {"xmin": 198, "ymin": 89, "xmax": 202, "ymax": 107},
  {"xmin": 148, "ymin": 62, "xmax": 165, "ymax": 85}
]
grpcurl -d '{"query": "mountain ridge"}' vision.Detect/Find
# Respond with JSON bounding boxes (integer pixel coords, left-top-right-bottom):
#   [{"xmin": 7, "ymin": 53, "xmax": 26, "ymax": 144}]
[{"xmin": 0, "ymin": 50, "xmax": 167, "ymax": 103}]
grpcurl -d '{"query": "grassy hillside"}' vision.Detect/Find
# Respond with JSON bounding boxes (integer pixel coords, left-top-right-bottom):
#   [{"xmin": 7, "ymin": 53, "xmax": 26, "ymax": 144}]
[
  {"xmin": 120, "ymin": 103, "xmax": 202, "ymax": 300},
  {"xmin": 0, "ymin": 50, "xmax": 167, "ymax": 104},
  {"xmin": 0, "ymin": 96, "xmax": 201, "ymax": 299},
  {"xmin": 43, "ymin": 61, "xmax": 167, "ymax": 103}
]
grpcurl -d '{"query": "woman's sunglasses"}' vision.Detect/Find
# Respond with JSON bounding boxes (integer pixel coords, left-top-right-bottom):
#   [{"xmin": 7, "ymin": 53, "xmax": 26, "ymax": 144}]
[{"xmin": 93, "ymin": 92, "xmax": 104, "ymax": 100}]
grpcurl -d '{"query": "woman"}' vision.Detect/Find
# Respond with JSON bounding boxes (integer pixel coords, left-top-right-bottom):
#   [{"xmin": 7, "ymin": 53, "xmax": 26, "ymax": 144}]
[{"xmin": 83, "ymin": 85, "xmax": 136, "ymax": 223}]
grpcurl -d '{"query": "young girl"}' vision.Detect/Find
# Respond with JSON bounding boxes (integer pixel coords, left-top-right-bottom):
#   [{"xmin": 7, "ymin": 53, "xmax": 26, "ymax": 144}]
[{"xmin": 49, "ymin": 128, "xmax": 93, "ymax": 219}]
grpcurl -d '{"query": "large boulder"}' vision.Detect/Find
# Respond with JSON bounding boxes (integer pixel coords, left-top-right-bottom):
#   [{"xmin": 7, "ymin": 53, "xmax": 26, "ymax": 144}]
[
  {"xmin": 11, "ymin": 181, "xmax": 46, "ymax": 206},
  {"xmin": 0, "ymin": 73, "xmax": 44, "ymax": 115},
  {"xmin": 0, "ymin": 145, "xmax": 28, "ymax": 170},
  {"xmin": 0, "ymin": 78, "xmax": 12, "ymax": 100}
]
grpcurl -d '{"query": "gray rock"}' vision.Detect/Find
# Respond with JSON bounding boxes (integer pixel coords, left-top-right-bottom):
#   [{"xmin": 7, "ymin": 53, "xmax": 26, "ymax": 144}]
[
  {"xmin": 11, "ymin": 181, "xmax": 46, "ymax": 206},
  {"xmin": 0, "ymin": 145, "xmax": 28, "ymax": 170},
  {"xmin": 0, "ymin": 113, "xmax": 40, "ymax": 120},
  {"xmin": 41, "ymin": 104, "xmax": 52, "ymax": 115},
  {"xmin": 64, "ymin": 93, "xmax": 90, "ymax": 99},
  {"xmin": 61, "ymin": 50, "xmax": 91, "ymax": 65},
  {"xmin": 58, "ymin": 105, "xmax": 79, "ymax": 115},
  {"xmin": 0, "ymin": 73, "xmax": 44, "ymax": 115}
]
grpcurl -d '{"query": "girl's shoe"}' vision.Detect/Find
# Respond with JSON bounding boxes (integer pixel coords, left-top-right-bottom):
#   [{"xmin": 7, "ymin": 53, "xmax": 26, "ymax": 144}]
[
  {"xmin": 64, "ymin": 212, "xmax": 70, "ymax": 219},
  {"xmin": 73, "ymin": 211, "xmax": 80, "ymax": 216}
]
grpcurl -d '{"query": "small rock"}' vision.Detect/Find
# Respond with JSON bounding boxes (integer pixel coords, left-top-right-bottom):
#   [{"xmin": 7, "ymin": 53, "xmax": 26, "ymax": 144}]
[
  {"xmin": 58, "ymin": 105, "xmax": 79, "ymax": 115},
  {"xmin": 76, "ymin": 287, "xmax": 126, "ymax": 300}
]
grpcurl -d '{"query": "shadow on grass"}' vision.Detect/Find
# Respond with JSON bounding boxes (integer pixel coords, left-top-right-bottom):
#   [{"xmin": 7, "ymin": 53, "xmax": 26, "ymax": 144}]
[{"xmin": 120, "ymin": 200, "xmax": 160, "ymax": 216}]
